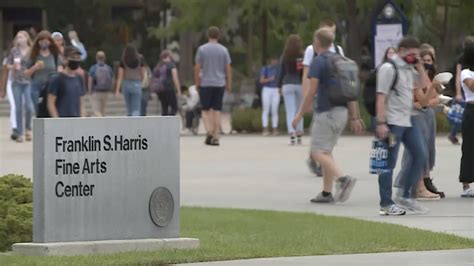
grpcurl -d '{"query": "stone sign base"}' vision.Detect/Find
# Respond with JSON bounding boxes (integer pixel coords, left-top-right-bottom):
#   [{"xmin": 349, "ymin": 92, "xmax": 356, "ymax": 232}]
[{"xmin": 12, "ymin": 238, "xmax": 199, "ymax": 256}]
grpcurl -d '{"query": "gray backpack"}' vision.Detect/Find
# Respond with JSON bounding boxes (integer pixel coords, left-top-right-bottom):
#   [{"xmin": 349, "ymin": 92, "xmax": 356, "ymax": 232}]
[
  {"xmin": 324, "ymin": 53, "xmax": 360, "ymax": 106},
  {"xmin": 94, "ymin": 65, "xmax": 113, "ymax": 91}
]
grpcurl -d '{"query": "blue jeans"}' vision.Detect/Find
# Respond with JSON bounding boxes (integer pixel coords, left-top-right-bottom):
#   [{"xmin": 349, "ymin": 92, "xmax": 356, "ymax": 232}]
[
  {"xmin": 12, "ymin": 82, "xmax": 33, "ymax": 135},
  {"xmin": 282, "ymin": 84, "xmax": 303, "ymax": 134},
  {"xmin": 378, "ymin": 122, "xmax": 427, "ymax": 207},
  {"xmin": 30, "ymin": 82, "xmax": 44, "ymax": 116},
  {"xmin": 449, "ymin": 123, "xmax": 461, "ymax": 137},
  {"xmin": 122, "ymin": 80, "xmax": 142, "ymax": 116}
]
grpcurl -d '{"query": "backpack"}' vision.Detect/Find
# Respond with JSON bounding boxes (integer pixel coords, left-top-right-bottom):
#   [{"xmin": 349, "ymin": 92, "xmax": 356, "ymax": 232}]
[
  {"xmin": 363, "ymin": 60, "xmax": 398, "ymax": 117},
  {"xmin": 323, "ymin": 53, "xmax": 360, "ymax": 106},
  {"xmin": 150, "ymin": 63, "xmax": 168, "ymax": 92},
  {"xmin": 94, "ymin": 64, "xmax": 112, "ymax": 91},
  {"xmin": 37, "ymin": 73, "xmax": 64, "ymax": 118}
]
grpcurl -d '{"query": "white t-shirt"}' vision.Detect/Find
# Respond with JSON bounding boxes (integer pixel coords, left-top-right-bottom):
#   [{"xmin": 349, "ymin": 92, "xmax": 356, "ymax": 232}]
[
  {"xmin": 302, "ymin": 44, "xmax": 345, "ymax": 67},
  {"xmin": 461, "ymin": 69, "xmax": 474, "ymax": 102}
]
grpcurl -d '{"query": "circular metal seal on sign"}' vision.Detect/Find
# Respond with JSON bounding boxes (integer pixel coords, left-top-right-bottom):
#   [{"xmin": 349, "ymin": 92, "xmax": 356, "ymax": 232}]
[{"xmin": 149, "ymin": 187, "xmax": 174, "ymax": 227}]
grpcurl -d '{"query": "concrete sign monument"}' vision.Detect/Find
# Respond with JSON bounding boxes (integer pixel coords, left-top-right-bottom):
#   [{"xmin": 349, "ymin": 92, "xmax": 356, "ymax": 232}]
[{"xmin": 13, "ymin": 117, "xmax": 199, "ymax": 256}]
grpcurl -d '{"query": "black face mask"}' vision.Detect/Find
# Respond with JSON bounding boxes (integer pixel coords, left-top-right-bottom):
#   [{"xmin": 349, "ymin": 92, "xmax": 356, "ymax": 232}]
[
  {"xmin": 68, "ymin": 60, "xmax": 80, "ymax": 70},
  {"xmin": 424, "ymin": 63, "xmax": 434, "ymax": 70}
]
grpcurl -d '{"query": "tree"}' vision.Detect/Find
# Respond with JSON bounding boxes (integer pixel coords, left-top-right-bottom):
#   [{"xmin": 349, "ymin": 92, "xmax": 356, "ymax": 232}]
[{"xmin": 414, "ymin": 0, "xmax": 474, "ymax": 70}]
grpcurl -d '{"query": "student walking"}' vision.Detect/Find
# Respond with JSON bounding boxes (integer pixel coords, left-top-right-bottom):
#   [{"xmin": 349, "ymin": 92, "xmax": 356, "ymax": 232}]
[
  {"xmin": 459, "ymin": 36, "xmax": 474, "ymax": 198},
  {"xmin": 279, "ymin": 34, "xmax": 304, "ymax": 145},
  {"xmin": 194, "ymin": 26, "xmax": 232, "ymax": 146},
  {"xmin": 47, "ymin": 46, "xmax": 85, "ymax": 118},
  {"xmin": 25, "ymin": 30, "xmax": 63, "ymax": 115},
  {"xmin": 375, "ymin": 37, "xmax": 436, "ymax": 215},
  {"xmin": 151, "ymin": 50, "xmax": 181, "ymax": 116},
  {"xmin": 2, "ymin": 49, "xmax": 18, "ymax": 140},
  {"xmin": 115, "ymin": 44, "xmax": 144, "ymax": 116},
  {"xmin": 88, "ymin": 51, "xmax": 114, "ymax": 117},
  {"xmin": 260, "ymin": 56, "xmax": 280, "ymax": 136},
  {"xmin": 302, "ymin": 19, "xmax": 345, "ymax": 174},
  {"xmin": 293, "ymin": 29, "xmax": 364, "ymax": 204},
  {"xmin": 394, "ymin": 49, "xmax": 444, "ymax": 200},
  {"xmin": 6, "ymin": 31, "xmax": 33, "ymax": 143}
]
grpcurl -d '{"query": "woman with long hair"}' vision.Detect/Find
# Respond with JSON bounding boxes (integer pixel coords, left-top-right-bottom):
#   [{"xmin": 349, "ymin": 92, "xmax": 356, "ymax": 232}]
[
  {"xmin": 383, "ymin": 47, "xmax": 397, "ymax": 63},
  {"xmin": 394, "ymin": 49, "xmax": 444, "ymax": 200},
  {"xmin": 151, "ymin": 50, "xmax": 181, "ymax": 116},
  {"xmin": 115, "ymin": 44, "xmax": 144, "ymax": 116},
  {"xmin": 25, "ymin": 30, "xmax": 62, "ymax": 115},
  {"xmin": 459, "ymin": 37, "xmax": 474, "ymax": 198},
  {"xmin": 278, "ymin": 34, "xmax": 304, "ymax": 145},
  {"xmin": 7, "ymin": 31, "xmax": 33, "ymax": 142}
]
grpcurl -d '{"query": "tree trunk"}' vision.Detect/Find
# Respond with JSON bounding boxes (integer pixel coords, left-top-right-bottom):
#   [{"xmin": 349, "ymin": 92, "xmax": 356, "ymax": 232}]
[
  {"xmin": 179, "ymin": 31, "xmax": 196, "ymax": 85},
  {"xmin": 247, "ymin": 20, "xmax": 254, "ymax": 77},
  {"xmin": 345, "ymin": 0, "xmax": 361, "ymax": 63},
  {"xmin": 261, "ymin": 11, "xmax": 268, "ymax": 65}
]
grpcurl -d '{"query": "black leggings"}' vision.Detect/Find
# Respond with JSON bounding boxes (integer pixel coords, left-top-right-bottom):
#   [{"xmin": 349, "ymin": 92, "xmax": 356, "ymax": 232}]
[
  {"xmin": 157, "ymin": 90, "xmax": 177, "ymax": 116},
  {"xmin": 460, "ymin": 103, "xmax": 474, "ymax": 183}
]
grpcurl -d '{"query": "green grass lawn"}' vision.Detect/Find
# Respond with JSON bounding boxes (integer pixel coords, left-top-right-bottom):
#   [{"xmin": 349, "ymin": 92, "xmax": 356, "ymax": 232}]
[{"xmin": 1, "ymin": 207, "xmax": 473, "ymax": 265}]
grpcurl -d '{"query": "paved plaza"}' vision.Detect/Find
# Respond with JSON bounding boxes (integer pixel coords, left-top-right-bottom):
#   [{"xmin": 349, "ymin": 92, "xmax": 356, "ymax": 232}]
[{"xmin": 1, "ymin": 117, "xmax": 473, "ymax": 264}]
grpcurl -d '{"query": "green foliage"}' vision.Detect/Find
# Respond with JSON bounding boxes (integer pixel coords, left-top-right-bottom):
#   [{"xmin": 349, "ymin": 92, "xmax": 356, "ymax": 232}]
[
  {"xmin": 231, "ymin": 107, "xmax": 313, "ymax": 133},
  {"xmin": 0, "ymin": 175, "xmax": 33, "ymax": 252},
  {"xmin": 436, "ymin": 111, "xmax": 451, "ymax": 133}
]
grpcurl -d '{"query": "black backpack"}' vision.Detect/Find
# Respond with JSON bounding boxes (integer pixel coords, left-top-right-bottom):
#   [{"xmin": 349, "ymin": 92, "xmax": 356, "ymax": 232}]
[
  {"xmin": 363, "ymin": 60, "xmax": 398, "ymax": 117},
  {"xmin": 37, "ymin": 73, "xmax": 63, "ymax": 118}
]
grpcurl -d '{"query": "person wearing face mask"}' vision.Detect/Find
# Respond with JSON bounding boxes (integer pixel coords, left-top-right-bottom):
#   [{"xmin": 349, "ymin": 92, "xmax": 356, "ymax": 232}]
[
  {"xmin": 6, "ymin": 31, "xmax": 34, "ymax": 143},
  {"xmin": 394, "ymin": 49, "xmax": 445, "ymax": 201},
  {"xmin": 47, "ymin": 46, "xmax": 85, "ymax": 118},
  {"xmin": 375, "ymin": 36, "xmax": 436, "ymax": 215},
  {"xmin": 88, "ymin": 51, "xmax": 114, "ymax": 117},
  {"xmin": 25, "ymin": 30, "xmax": 63, "ymax": 115}
]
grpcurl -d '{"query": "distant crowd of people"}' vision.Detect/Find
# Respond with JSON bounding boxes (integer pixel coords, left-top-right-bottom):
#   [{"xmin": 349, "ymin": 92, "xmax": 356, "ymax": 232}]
[
  {"xmin": 0, "ymin": 29, "xmax": 202, "ymax": 142},
  {"xmin": 1, "ymin": 20, "xmax": 473, "ymax": 215}
]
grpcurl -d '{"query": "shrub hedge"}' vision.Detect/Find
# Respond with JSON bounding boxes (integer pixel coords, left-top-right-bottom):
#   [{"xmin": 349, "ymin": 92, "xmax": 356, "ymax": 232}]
[
  {"xmin": 0, "ymin": 174, "xmax": 33, "ymax": 252},
  {"xmin": 231, "ymin": 107, "xmax": 313, "ymax": 133},
  {"xmin": 232, "ymin": 104, "xmax": 453, "ymax": 134}
]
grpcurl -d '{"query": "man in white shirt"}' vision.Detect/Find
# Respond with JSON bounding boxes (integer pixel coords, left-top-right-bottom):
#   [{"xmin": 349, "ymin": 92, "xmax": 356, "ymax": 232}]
[{"xmin": 302, "ymin": 19, "xmax": 345, "ymax": 177}]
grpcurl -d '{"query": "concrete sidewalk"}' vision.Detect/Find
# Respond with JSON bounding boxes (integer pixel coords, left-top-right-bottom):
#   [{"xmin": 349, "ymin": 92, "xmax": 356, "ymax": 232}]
[
  {"xmin": 180, "ymin": 249, "xmax": 474, "ymax": 266},
  {"xmin": 1, "ymin": 117, "xmax": 473, "ymax": 239}
]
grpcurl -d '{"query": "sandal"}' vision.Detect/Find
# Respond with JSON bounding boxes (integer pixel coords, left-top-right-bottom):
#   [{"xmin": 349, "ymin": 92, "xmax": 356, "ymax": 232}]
[{"xmin": 210, "ymin": 138, "xmax": 220, "ymax": 146}]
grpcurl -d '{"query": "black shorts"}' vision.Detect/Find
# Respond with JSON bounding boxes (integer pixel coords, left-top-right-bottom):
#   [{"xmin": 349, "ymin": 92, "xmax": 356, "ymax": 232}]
[{"xmin": 199, "ymin": 86, "xmax": 225, "ymax": 111}]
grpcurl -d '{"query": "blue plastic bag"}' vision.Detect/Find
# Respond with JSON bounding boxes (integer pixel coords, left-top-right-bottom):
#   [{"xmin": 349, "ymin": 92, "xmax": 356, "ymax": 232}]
[{"xmin": 447, "ymin": 102, "xmax": 466, "ymax": 127}]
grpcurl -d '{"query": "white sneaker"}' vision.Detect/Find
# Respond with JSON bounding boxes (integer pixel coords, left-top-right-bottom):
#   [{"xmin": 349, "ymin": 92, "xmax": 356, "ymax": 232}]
[
  {"xmin": 379, "ymin": 204, "xmax": 406, "ymax": 216},
  {"xmin": 397, "ymin": 197, "xmax": 429, "ymax": 215},
  {"xmin": 461, "ymin": 188, "xmax": 474, "ymax": 198}
]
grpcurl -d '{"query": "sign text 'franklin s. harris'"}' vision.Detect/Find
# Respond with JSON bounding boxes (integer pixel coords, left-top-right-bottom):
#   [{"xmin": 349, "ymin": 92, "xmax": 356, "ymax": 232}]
[{"xmin": 53, "ymin": 135, "xmax": 149, "ymax": 198}]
